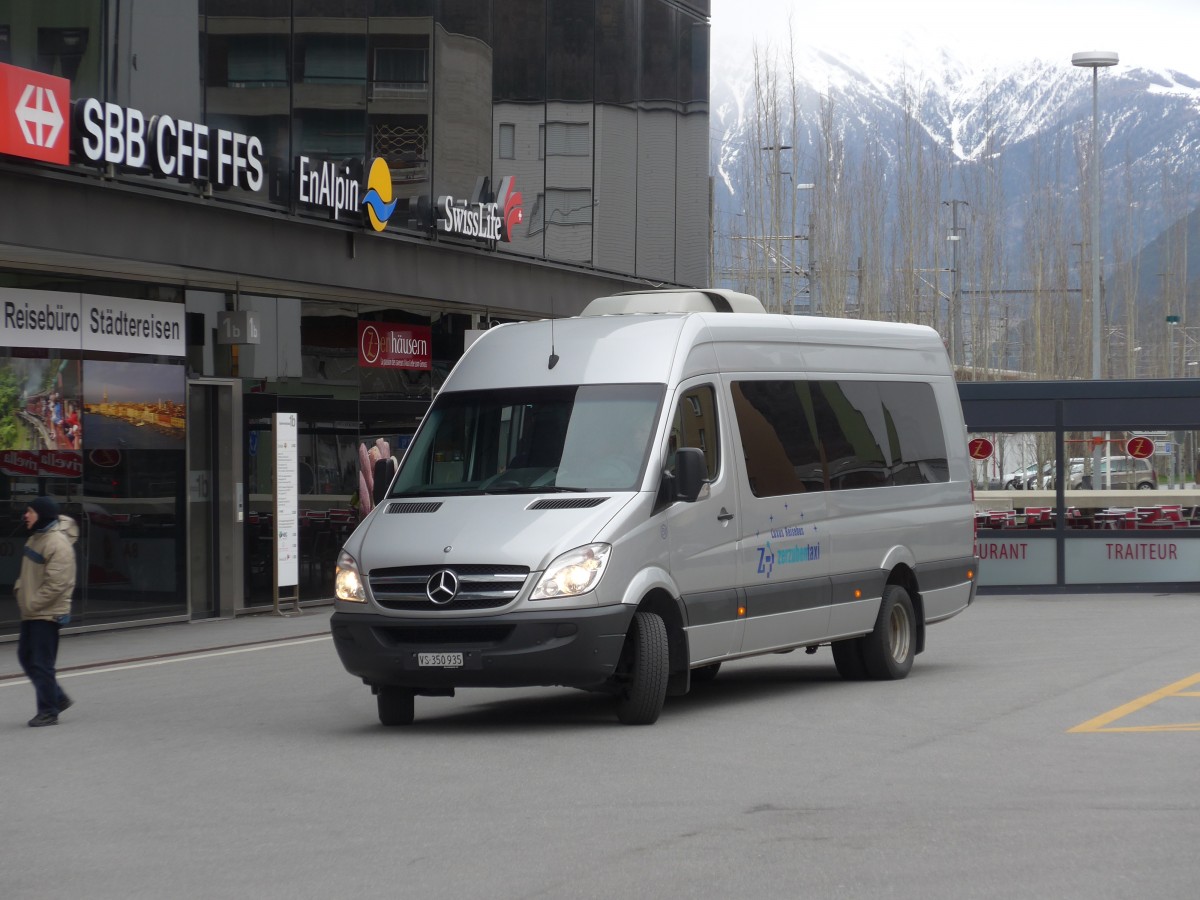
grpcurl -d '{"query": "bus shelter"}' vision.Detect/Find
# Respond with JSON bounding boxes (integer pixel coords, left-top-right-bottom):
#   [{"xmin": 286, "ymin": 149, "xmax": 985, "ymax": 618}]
[{"xmin": 959, "ymin": 379, "xmax": 1200, "ymax": 592}]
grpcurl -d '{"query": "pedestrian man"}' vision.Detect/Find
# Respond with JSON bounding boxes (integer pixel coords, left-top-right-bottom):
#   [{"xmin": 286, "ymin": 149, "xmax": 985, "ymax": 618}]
[{"xmin": 15, "ymin": 495, "xmax": 78, "ymax": 727}]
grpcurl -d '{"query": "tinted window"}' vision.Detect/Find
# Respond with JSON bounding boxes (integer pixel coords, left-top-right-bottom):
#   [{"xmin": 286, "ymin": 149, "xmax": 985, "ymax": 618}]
[{"xmin": 731, "ymin": 380, "xmax": 949, "ymax": 498}]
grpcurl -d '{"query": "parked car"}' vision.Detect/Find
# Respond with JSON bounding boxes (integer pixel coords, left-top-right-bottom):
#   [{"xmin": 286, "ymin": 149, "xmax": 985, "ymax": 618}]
[
  {"xmin": 1069, "ymin": 456, "xmax": 1158, "ymax": 490},
  {"xmin": 1004, "ymin": 460, "xmax": 1073, "ymax": 490},
  {"xmin": 1003, "ymin": 463, "xmax": 1041, "ymax": 490}
]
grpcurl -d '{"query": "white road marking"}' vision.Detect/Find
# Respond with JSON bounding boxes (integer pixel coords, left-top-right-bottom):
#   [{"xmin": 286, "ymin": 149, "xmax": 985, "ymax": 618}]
[{"xmin": 0, "ymin": 635, "xmax": 332, "ymax": 688}]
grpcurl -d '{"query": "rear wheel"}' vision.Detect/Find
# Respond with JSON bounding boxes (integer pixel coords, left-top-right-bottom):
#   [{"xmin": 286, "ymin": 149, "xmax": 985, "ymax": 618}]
[
  {"xmin": 377, "ymin": 686, "xmax": 416, "ymax": 726},
  {"xmin": 860, "ymin": 584, "xmax": 916, "ymax": 680},
  {"xmin": 832, "ymin": 638, "xmax": 868, "ymax": 680},
  {"xmin": 613, "ymin": 611, "xmax": 669, "ymax": 725}
]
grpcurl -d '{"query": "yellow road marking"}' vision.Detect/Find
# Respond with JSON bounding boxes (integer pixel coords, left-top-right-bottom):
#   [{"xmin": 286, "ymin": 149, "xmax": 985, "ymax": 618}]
[{"xmin": 1069, "ymin": 672, "xmax": 1200, "ymax": 733}]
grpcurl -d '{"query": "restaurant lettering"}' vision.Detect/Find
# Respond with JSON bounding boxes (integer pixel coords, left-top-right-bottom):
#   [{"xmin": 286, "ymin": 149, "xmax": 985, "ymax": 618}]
[
  {"xmin": 975, "ymin": 542, "xmax": 1028, "ymax": 560},
  {"xmin": 1105, "ymin": 542, "xmax": 1178, "ymax": 560}
]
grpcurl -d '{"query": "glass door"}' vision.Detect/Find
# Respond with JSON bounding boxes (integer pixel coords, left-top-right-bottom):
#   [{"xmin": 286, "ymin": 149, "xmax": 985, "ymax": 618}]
[{"xmin": 187, "ymin": 380, "xmax": 243, "ymax": 618}]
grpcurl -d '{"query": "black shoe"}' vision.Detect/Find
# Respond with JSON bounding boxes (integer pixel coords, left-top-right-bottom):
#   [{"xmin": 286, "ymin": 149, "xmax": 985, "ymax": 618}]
[
  {"xmin": 58, "ymin": 695, "xmax": 73, "ymax": 714},
  {"xmin": 28, "ymin": 713, "xmax": 58, "ymax": 727}
]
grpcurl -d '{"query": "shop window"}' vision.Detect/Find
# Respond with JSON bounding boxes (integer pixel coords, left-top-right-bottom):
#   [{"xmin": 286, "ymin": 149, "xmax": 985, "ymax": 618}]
[
  {"xmin": 372, "ymin": 119, "xmax": 428, "ymax": 182},
  {"xmin": 546, "ymin": 189, "xmax": 593, "ymax": 226},
  {"xmin": 300, "ymin": 34, "xmax": 366, "ymax": 84},
  {"xmin": 227, "ymin": 34, "xmax": 288, "ymax": 87},
  {"xmin": 544, "ymin": 122, "xmax": 590, "ymax": 156},
  {"xmin": 372, "ymin": 46, "xmax": 427, "ymax": 95},
  {"xmin": 498, "ymin": 124, "xmax": 515, "ymax": 159},
  {"xmin": 37, "ymin": 27, "xmax": 88, "ymax": 82},
  {"xmin": 296, "ymin": 109, "xmax": 366, "ymax": 158}
]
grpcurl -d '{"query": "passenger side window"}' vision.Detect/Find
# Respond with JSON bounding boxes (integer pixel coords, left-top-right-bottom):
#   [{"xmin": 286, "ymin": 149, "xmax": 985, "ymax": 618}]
[
  {"xmin": 668, "ymin": 385, "xmax": 719, "ymax": 480},
  {"xmin": 731, "ymin": 379, "xmax": 949, "ymax": 498}
]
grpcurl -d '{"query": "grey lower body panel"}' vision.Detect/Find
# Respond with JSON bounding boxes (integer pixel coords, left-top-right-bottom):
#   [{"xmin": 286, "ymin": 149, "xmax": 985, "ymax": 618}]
[{"xmin": 331, "ymin": 604, "xmax": 637, "ymax": 691}]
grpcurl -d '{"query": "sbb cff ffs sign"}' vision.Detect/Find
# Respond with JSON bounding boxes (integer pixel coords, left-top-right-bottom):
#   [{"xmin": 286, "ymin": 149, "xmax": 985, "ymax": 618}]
[
  {"xmin": 0, "ymin": 63, "xmax": 70, "ymax": 164},
  {"xmin": 1126, "ymin": 435, "xmax": 1155, "ymax": 459}
]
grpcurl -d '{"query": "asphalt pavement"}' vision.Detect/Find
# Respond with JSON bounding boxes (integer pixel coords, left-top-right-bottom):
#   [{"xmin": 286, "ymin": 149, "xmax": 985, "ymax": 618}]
[{"xmin": 4, "ymin": 592, "xmax": 1200, "ymax": 900}]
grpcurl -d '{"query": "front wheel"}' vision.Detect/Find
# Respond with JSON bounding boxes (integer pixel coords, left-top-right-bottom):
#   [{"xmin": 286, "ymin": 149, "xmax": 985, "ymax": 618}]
[
  {"xmin": 612, "ymin": 611, "xmax": 669, "ymax": 725},
  {"xmin": 377, "ymin": 686, "xmax": 416, "ymax": 726},
  {"xmin": 1137, "ymin": 481, "xmax": 1156, "ymax": 490},
  {"xmin": 860, "ymin": 584, "xmax": 916, "ymax": 680}
]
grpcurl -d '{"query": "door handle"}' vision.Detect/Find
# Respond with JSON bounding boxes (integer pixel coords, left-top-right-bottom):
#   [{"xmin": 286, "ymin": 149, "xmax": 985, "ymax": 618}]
[{"xmin": 717, "ymin": 507, "xmax": 734, "ymax": 521}]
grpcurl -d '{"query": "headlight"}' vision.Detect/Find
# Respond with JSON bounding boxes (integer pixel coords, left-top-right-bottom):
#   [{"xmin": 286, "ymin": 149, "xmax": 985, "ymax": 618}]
[
  {"xmin": 531, "ymin": 544, "xmax": 611, "ymax": 600},
  {"xmin": 335, "ymin": 549, "xmax": 366, "ymax": 602}
]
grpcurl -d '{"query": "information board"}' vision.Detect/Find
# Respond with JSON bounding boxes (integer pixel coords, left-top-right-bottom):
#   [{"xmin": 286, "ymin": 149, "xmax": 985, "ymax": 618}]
[{"xmin": 274, "ymin": 412, "xmax": 299, "ymax": 588}]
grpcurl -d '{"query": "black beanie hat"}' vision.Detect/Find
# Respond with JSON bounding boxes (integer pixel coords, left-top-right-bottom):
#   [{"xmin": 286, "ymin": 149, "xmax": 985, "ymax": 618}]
[{"xmin": 29, "ymin": 495, "xmax": 60, "ymax": 526}]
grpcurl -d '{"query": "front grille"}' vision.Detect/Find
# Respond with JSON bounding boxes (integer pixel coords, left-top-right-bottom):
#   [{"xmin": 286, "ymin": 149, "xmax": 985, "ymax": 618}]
[{"xmin": 369, "ymin": 564, "xmax": 530, "ymax": 611}]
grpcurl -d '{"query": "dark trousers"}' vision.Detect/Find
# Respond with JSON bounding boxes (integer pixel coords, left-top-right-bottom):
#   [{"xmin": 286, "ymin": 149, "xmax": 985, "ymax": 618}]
[{"xmin": 18, "ymin": 620, "xmax": 69, "ymax": 715}]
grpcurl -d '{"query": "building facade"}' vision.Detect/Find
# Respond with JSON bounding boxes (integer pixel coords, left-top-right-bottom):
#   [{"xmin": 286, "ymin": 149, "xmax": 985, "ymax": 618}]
[{"xmin": 0, "ymin": 0, "xmax": 711, "ymax": 634}]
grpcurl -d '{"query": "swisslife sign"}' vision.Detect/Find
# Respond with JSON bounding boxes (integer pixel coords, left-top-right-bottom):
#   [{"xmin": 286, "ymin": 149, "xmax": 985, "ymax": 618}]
[
  {"xmin": 0, "ymin": 62, "xmax": 263, "ymax": 191},
  {"xmin": 436, "ymin": 176, "xmax": 523, "ymax": 243}
]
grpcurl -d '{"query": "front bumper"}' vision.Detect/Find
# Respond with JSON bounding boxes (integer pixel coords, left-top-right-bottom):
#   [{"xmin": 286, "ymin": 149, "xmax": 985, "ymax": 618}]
[{"xmin": 330, "ymin": 604, "xmax": 637, "ymax": 691}]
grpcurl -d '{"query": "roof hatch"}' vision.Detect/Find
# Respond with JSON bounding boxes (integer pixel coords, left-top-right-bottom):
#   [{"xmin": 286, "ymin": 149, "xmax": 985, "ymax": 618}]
[{"xmin": 580, "ymin": 289, "xmax": 766, "ymax": 316}]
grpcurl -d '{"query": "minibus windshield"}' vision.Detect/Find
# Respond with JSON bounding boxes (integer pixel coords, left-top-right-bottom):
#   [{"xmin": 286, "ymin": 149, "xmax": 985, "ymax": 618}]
[{"xmin": 389, "ymin": 384, "xmax": 665, "ymax": 496}]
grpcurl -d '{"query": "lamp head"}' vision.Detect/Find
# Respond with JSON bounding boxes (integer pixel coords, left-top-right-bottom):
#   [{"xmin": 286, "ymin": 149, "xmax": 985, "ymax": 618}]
[{"xmin": 1072, "ymin": 50, "xmax": 1119, "ymax": 68}]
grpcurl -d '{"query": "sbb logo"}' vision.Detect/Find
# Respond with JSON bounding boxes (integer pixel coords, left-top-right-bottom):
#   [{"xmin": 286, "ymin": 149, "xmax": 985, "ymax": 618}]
[{"xmin": 0, "ymin": 62, "xmax": 70, "ymax": 165}]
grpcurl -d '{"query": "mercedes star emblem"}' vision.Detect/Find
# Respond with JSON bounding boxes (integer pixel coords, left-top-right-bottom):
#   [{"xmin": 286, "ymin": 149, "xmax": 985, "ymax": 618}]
[{"xmin": 426, "ymin": 569, "xmax": 459, "ymax": 604}]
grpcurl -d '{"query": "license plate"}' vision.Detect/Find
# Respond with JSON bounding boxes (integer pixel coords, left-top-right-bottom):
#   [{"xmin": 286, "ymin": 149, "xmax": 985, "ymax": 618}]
[{"xmin": 418, "ymin": 652, "xmax": 463, "ymax": 668}]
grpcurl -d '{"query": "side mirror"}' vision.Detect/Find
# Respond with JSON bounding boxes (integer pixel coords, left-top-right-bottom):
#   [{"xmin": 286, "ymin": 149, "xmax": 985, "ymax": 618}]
[{"xmin": 674, "ymin": 447, "xmax": 708, "ymax": 502}]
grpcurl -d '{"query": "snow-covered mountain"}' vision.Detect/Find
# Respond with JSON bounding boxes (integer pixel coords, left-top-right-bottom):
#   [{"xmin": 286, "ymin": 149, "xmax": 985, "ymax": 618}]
[{"xmin": 710, "ymin": 40, "xmax": 1200, "ymax": 311}]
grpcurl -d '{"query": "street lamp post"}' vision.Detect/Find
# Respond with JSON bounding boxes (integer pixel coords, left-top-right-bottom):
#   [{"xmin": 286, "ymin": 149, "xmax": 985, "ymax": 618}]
[
  {"xmin": 1072, "ymin": 50, "xmax": 1119, "ymax": 380},
  {"xmin": 761, "ymin": 144, "xmax": 791, "ymax": 314},
  {"xmin": 1074, "ymin": 50, "xmax": 1118, "ymax": 492}
]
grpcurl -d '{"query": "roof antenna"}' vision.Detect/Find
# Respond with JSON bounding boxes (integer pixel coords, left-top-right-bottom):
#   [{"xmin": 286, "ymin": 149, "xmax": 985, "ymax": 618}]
[{"xmin": 548, "ymin": 297, "xmax": 559, "ymax": 369}]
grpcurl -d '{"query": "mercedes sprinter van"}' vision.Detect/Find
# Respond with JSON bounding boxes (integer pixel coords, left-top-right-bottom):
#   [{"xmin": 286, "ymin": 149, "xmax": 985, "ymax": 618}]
[{"xmin": 331, "ymin": 289, "xmax": 978, "ymax": 725}]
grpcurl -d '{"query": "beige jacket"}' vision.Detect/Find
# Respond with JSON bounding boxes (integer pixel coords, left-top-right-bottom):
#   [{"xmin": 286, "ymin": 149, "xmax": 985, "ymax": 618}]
[{"xmin": 15, "ymin": 515, "xmax": 79, "ymax": 621}]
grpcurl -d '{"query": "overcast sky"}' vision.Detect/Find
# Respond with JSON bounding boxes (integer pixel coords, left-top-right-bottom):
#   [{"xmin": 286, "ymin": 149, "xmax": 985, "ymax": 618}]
[{"xmin": 711, "ymin": 0, "xmax": 1200, "ymax": 73}]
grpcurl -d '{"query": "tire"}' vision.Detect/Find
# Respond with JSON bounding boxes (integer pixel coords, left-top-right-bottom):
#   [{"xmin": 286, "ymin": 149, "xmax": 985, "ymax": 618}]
[
  {"xmin": 860, "ymin": 584, "xmax": 916, "ymax": 680},
  {"xmin": 377, "ymin": 686, "xmax": 416, "ymax": 726},
  {"xmin": 690, "ymin": 662, "xmax": 721, "ymax": 685},
  {"xmin": 1137, "ymin": 481, "xmax": 1156, "ymax": 490},
  {"xmin": 832, "ymin": 638, "xmax": 869, "ymax": 680},
  {"xmin": 613, "ymin": 611, "xmax": 670, "ymax": 725}
]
